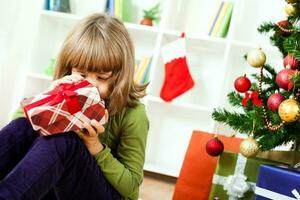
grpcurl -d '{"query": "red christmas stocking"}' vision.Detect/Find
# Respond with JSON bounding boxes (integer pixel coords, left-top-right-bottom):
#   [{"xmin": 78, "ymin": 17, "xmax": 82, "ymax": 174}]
[{"xmin": 160, "ymin": 35, "xmax": 195, "ymax": 102}]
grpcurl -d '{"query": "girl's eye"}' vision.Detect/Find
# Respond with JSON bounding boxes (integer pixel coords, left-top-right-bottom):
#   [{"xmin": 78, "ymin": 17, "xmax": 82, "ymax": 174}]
[
  {"xmin": 80, "ymin": 73, "xmax": 86, "ymax": 78},
  {"xmin": 97, "ymin": 76, "xmax": 110, "ymax": 81}
]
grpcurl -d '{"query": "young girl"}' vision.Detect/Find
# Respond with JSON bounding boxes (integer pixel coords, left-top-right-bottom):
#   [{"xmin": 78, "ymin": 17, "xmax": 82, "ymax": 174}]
[{"xmin": 0, "ymin": 13, "xmax": 149, "ymax": 200}]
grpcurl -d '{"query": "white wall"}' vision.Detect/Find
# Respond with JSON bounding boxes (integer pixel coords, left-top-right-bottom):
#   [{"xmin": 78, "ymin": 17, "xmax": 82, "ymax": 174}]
[
  {"xmin": 0, "ymin": 0, "xmax": 42, "ymax": 126},
  {"xmin": 0, "ymin": 0, "xmax": 19, "ymax": 126}
]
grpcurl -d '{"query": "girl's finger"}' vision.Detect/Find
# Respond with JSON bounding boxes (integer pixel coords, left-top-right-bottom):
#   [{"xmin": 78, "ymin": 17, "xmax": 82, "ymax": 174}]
[
  {"xmin": 91, "ymin": 119, "xmax": 105, "ymax": 134},
  {"xmin": 72, "ymin": 74, "xmax": 84, "ymax": 79},
  {"xmin": 49, "ymin": 80, "xmax": 71, "ymax": 90},
  {"xmin": 70, "ymin": 74, "xmax": 83, "ymax": 82},
  {"xmin": 62, "ymin": 75, "xmax": 72, "ymax": 81},
  {"xmin": 75, "ymin": 131, "xmax": 84, "ymax": 139},
  {"xmin": 49, "ymin": 74, "xmax": 84, "ymax": 93},
  {"xmin": 55, "ymin": 78, "xmax": 73, "ymax": 85},
  {"xmin": 83, "ymin": 122, "xmax": 97, "ymax": 136}
]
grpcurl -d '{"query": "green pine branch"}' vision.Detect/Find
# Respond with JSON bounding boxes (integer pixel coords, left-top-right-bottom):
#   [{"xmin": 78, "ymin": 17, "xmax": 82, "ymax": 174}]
[
  {"xmin": 283, "ymin": 37, "xmax": 300, "ymax": 60},
  {"xmin": 227, "ymin": 92, "xmax": 243, "ymax": 107},
  {"xmin": 264, "ymin": 64, "xmax": 277, "ymax": 75},
  {"xmin": 212, "ymin": 108, "xmax": 253, "ymax": 134},
  {"xmin": 291, "ymin": 70, "xmax": 300, "ymax": 87},
  {"xmin": 257, "ymin": 22, "xmax": 276, "ymax": 34},
  {"xmin": 256, "ymin": 129, "xmax": 287, "ymax": 151},
  {"xmin": 251, "ymin": 73, "xmax": 273, "ymax": 85},
  {"xmin": 270, "ymin": 33, "xmax": 286, "ymax": 55},
  {"xmin": 250, "ymin": 64, "xmax": 279, "ymax": 95}
]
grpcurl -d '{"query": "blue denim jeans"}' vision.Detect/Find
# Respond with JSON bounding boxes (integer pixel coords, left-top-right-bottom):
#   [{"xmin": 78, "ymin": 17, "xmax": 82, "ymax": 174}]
[{"xmin": 0, "ymin": 118, "xmax": 121, "ymax": 200}]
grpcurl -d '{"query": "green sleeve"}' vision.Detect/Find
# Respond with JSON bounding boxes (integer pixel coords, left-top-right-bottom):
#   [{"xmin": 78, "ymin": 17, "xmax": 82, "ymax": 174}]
[
  {"xmin": 12, "ymin": 107, "xmax": 25, "ymax": 119},
  {"xmin": 93, "ymin": 104, "xmax": 149, "ymax": 199}
]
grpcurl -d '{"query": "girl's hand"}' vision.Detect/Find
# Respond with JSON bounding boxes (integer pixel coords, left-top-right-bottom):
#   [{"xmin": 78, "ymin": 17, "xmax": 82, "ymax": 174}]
[
  {"xmin": 49, "ymin": 74, "xmax": 84, "ymax": 90},
  {"xmin": 76, "ymin": 110, "xmax": 109, "ymax": 155}
]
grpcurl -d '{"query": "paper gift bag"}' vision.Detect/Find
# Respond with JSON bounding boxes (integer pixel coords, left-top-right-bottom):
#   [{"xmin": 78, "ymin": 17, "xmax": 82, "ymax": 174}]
[
  {"xmin": 21, "ymin": 80, "xmax": 105, "ymax": 136},
  {"xmin": 172, "ymin": 131, "xmax": 242, "ymax": 200}
]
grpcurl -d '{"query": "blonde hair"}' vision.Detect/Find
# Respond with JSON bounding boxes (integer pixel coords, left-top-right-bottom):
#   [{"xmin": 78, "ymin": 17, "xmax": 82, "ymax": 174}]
[{"xmin": 54, "ymin": 13, "xmax": 147, "ymax": 116}]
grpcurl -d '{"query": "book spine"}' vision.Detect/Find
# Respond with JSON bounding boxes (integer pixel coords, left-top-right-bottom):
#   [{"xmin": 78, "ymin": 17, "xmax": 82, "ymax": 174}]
[
  {"xmin": 136, "ymin": 57, "xmax": 150, "ymax": 84},
  {"xmin": 107, "ymin": 0, "xmax": 115, "ymax": 16},
  {"xmin": 217, "ymin": 2, "xmax": 233, "ymax": 38},
  {"xmin": 114, "ymin": 0, "xmax": 121, "ymax": 19},
  {"xmin": 122, "ymin": 0, "xmax": 132, "ymax": 22},
  {"xmin": 208, "ymin": 1, "xmax": 225, "ymax": 36},
  {"xmin": 141, "ymin": 57, "xmax": 152, "ymax": 84},
  {"xmin": 119, "ymin": 0, "xmax": 123, "ymax": 20},
  {"xmin": 134, "ymin": 57, "xmax": 147, "ymax": 83},
  {"xmin": 212, "ymin": 1, "xmax": 229, "ymax": 37}
]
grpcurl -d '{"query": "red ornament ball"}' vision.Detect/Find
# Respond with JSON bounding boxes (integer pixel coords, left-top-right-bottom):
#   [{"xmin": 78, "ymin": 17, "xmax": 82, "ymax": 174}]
[
  {"xmin": 276, "ymin": 69, "xmax": 294, "ymax": 90},
  {"xmin": 278, "ymin": 20, "xmax": 289, "ymax": 28},
  {"xmin": 283, "ymin": 55, "xmax": 300, "ymax": 70},
  {"xmin": 234, "ymin": 75, "xmax": 251, "ymax": 93},
  {"xmin": 267, "ymin": 93, "xmax": 285, "ymax": 112},
  {"xmin": 206, "ymin": 136, "xmax": 224, "ymax": 157}
]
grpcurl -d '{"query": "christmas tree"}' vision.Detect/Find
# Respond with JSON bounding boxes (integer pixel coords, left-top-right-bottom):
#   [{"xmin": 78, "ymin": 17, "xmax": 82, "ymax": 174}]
[{"xmin": 212, "ymin": 0, "xmax": 300, "ymax": 155}]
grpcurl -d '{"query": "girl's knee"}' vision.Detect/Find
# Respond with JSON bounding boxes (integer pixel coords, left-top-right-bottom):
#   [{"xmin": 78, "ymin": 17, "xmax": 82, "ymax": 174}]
[
  {"xmin": 36, "ymin": 133, "xmax": 86, "ymax": 160},
  {"xmin": 9, "ymin": 118, "xmax": 32, "ymax": 130},
  {"xmin": 1, "ymin": 118, "xmax": 36, "ymax": 139}
]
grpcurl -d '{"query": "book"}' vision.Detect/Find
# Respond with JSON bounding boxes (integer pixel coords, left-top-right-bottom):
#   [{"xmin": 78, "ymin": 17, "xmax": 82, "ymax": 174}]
[
  {"xmin": 134, "ymin": 56, "xmax": 152, "ymax": 84},
  {"xmin": 208, "ymin": 1, "xmax": 225, "ymax": 36},
  {"xmin": 211, "ymin": 1, "xmax": 230, "ymax": 37},
  {"xmin": 106, "ymin": 0, "xmax": 132, "ymax": 22},
  {"xmin": 107, "ymin": 0, "xmax": 115, "ymax": 16},
  {"xmin": 141, "ymin": 57, "xmax": 152, "ymax": 84},
  {"xmin": 217, "ymin": 2, "xmax": 233, "ymax": 37},
  {"xmin": 136, "ymin": 56, "xmax": 150, "ymax": 84},
  {"xmin": 121, "ymin": 0, "xmax": 132, "ymax": 22},
  {"xmin": 114, "ymin": 0, "xmax": 121, "ymax": 19},
  {"xmin": 134, "ymin": 57, "xmax": 146, "ymax": 83}
]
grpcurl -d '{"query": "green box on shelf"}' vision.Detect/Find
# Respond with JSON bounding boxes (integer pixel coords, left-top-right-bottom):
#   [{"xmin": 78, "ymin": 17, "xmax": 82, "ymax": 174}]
[{"xmin": 208, "ymin": 151, "xmax": 282, "ymax": 200}]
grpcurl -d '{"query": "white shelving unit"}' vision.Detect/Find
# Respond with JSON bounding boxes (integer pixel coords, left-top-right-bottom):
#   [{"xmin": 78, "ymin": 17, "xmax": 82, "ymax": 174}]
[
  {"xmin": 11, "ymin": 0, "xmax": 286, "ymax": 177},
  {"xmin": 0, "ymin": 31, "xmax": 9, "ymax": 126}
]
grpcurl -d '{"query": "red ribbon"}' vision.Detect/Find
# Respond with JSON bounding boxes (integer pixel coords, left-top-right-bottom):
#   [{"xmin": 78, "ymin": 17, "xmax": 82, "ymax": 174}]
[
  {"xmin": 242, "ymin": 91, "xmax": 262, "ymax": 107},
  {"xmin": 288, "ymin": 82, "xmax": 294, "ymax": 91},
  {"xmin": 25, "ymin": 80, "xmax": 91, "ymax": 115}
]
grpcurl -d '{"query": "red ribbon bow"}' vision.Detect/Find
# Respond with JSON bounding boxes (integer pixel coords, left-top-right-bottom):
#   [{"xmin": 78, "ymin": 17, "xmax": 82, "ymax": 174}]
[
  {"xmin": 46, "ymin": 84, "xmax": 81, "ymax": 114},
  {"xmin": 242, "ymin": 91, "xmax": 262, "ymax": 107},
  {"xmin": 25, "ymin": 80, "xmax": 91, "ymax": 115}
]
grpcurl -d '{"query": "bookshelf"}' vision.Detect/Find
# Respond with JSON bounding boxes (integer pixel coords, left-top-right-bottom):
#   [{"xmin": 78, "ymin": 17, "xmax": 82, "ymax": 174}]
[{"xmin": 7, "ymin": 0, "xmax": 286, "ymax": 177}]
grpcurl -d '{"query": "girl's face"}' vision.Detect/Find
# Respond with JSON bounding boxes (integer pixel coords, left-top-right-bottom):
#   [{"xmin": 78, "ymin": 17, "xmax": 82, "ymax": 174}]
[{"xmin": 72, "ymin": 68, "xmax": 113, "ymax": 99}]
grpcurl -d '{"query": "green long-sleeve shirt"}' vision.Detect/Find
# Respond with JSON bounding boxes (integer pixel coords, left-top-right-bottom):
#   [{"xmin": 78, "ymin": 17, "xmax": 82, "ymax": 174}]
[{"xmin": 13, "ymin": 102, "xmax": 149, "ymax": 200}]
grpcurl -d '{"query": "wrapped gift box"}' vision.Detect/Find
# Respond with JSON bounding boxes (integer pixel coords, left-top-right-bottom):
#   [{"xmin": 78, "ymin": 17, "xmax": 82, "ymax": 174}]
[
  {"xmin": 256, "ymin": 151, "xmax": 300, "ymax": 167},
  {"xmin": 255, "ymin": 165, "xmax": 300, "ymax": 200},
  {"xmin": 21, "ymin": 80, "xmax": 106, "ymax": 136},
  {"xmin": 209, "ymin": 151, "xmax": 282, "ymax": 200}
]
